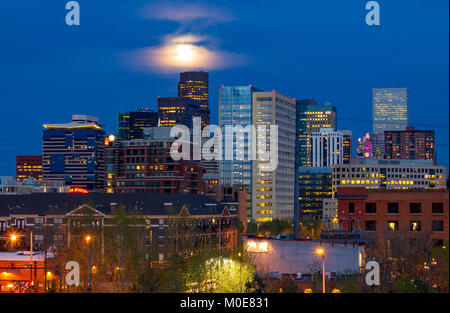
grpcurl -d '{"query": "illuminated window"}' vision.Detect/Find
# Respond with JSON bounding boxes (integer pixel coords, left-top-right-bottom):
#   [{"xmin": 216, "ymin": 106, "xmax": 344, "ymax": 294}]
[
  {"xmin": 388, "ymin": 221, "xmax": 399, "ymax": 231},
  {"xmin": 409, "ymin": 221, "xmax": 421, "ymax": 232}
]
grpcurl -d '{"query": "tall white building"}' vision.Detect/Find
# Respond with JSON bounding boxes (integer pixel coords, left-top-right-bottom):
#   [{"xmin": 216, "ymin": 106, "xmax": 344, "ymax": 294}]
[
  {"xmin": 251, "ymin": 91, "xmax": 296, "ymax": 222},
  {"xmin": 311, "ymin": 128, "xmax": 343, "ymax": 167},
  {"xmin": 372, "ymin": 88, "xmax": 409, "ymax": 134}
]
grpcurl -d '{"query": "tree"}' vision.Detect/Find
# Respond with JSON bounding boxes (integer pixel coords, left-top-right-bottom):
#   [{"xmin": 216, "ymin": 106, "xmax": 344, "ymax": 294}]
[
  {"xmin": 245, "ymin": 219, "xmax": 292, "ymax": 237},
  {"xmin": 103, "ymin": 206, "xmax": 150, "ymax": 292},
  {"xmin": 392, "ymin": 275, "xmax": 419, "ymax": 293},
  {"xmin": 182, "ymin": 244, "xmax": 256, "ymax": 293},
  {"xmin": 298, "ymin": 219, "xmax": 323, "ymax": 240},
  {"xmin": 430, "ymin": 243, "xmax": 449, "ymax": 292},
  {"xmin": 334, "ymin": 270, "xmax": 364, "ymax": 293}
]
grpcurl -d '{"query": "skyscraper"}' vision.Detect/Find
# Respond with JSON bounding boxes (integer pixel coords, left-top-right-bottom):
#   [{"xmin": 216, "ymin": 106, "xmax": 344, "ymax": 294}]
[
  {"xmin": 340, "ymin": 130, "xmax": 352, "ymax": 164},
  {"xmin": 157, "ymin": 96, "xmax": 201, "ymax": 129},
  {"xmin": 118, "ymin": 109, "xmax": 158, "ymax": 140},
  {"xmin": 251, "ymin": 91, "xmax": 296, "ymax": 222},
  {"xmin": 310, "ymin": 128, "xmax": 343, "ymax": 167},
  {"xmin": 178, "ymin": 71, "xmax": 209, "ymax": 128},
  {"xmin": 356, "ymin": 133, "xmax": 373, "ymax": 159},
  {"xmin": 298, "ymin": 167, "xmax": 332, "ymax": 218},
  {"xmin": 42, "ymin": 115, "xmax": 105, "ymax": 190},
  {"xmin": 296, "ymin": 100, "xmax": 337, "ymax": 167},
  {"xmin": 372, "ymin": 88, "xmax": 409, "ymax": 134},
  {"xmin": 219, "ymin": 86, "xmax": 257, "ymax": 219},
  {"xmin": 219, "ymin": 86, "xmax": 296, "ymax": 221},
  {"xmin": 385, "ymin": 126, "xmax": 436, "ymax": 163}
]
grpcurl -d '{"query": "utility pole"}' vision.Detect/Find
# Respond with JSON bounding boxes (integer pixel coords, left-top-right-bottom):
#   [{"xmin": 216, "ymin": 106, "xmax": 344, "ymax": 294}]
[
  {"xmin": 30, "ymin": 230, "xmax": 33, "ymax": 283},
  {"xmin": 43, "ymin": 215, "xmax": 48, "ymax": 292},
  {"xmin": 59, "ymin": 253, "xmax": 62, "ymax": 293}
]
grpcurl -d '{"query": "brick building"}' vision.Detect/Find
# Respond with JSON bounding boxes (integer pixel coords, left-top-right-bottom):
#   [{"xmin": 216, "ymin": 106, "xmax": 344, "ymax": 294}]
[
  {"xmin": 16, "ymin": 156, "xmax": 43, "ymax": 182},
  {"xmin": 109, "ymin": 127, "xmax": 204, "ymax": 194},
  {"xmin": 336, "ymin": 187, "xmax": 448, "ymax": 246},
  {"xmin": 384, "ymin": 126, "xmax": 435, "ymax": 163},
  {"xmin": 0, "ymin": 193, "xmax": 239, "ymax": 257},
  {"xmin": 0, "ymin": 193, "xmax": 240, "ymax": 291}
]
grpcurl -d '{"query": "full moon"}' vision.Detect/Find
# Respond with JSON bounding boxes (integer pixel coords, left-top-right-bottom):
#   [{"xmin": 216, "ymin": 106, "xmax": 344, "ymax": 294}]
[{"xmin": 175, "ymin": 44, "xmax": 194, "ymax": 62}]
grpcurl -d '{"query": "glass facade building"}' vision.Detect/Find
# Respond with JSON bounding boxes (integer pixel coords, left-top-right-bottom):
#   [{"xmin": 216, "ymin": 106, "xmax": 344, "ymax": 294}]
[
  {"xmin": 219, "ymin": 86, "xmax": 296, "ymax": 221},
  {"xmin": 298, "ymin": 167, "xmax": 332, "ymax": 218},
  {"xmin": 372, "ymin": 88, "xmax": 409, "ymax": 134},
  {"xmin": 296, "ymin": 100, "xmax": 337, "ymax": 167},
  {"xmin": 118, "ymin": 109, "xmax": 158, "ymax": 140},
  {"xmin": 219, "ymin": 86, "xmax": 257, "ymax": 219}
]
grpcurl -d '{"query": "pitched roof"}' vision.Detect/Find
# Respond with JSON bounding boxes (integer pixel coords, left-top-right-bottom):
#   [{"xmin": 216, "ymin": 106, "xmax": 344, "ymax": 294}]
[{"xmin": 0, "ymin": 193, "xmax": 236, "ymax": 217}]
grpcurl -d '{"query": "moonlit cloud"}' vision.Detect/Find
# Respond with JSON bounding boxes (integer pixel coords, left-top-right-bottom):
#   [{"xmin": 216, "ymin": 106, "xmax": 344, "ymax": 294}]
[
  {"xmin": 124, "ymin": 1, "xmax": 246, "ymax": 74},
  {"xmin": 126, "ymin": 34, "xmax": 247, "ymax": 73},
  {"xmin": 140, "ymin": 1, "xmax": 234, "ymax": 25}
]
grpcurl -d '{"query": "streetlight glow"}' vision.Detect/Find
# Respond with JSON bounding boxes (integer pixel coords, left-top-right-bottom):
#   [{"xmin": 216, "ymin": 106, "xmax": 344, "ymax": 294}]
[{"xmin": 315, "ymin": 247, "xmax": 326, "ymax": 293}]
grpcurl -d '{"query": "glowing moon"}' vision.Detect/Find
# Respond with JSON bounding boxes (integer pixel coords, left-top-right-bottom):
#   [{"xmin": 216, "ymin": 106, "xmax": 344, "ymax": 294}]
[{"xmin": 175, "ymin": 44, "xmax": 194, "ymax": 62}]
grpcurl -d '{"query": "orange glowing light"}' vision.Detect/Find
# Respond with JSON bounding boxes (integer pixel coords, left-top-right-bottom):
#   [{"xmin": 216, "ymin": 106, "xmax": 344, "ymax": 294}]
[
  {"xmin": 316, "ymin": 248, "xmax": 325, "ymax": 255},
  {"xmin": 68, "ymin": 187, "xmax": 89, "ymax": 194}
]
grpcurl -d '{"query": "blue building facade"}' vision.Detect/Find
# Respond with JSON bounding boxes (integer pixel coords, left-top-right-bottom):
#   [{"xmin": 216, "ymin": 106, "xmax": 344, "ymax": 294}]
[
  {"xmin": 42, "ymin": 115, "xmax": 106, "ymax": 190},
  {"xmin": 219, "ymin": 86, "xmax": 261, "ymax": 219}
]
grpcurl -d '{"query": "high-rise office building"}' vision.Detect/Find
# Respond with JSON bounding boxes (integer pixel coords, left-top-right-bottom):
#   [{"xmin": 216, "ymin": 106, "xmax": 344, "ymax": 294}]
[
  {"xmin": 340, "ymin": 130, "xmax": 352, "ymax": 164},
  {"xmin": 372, "ymin": 88, "xmax": 409, "ymax": 134},
  {"xmin": 42, "ymin": 115, "xmax": 106, "ymax": 190},
  {"xmin": 296, "ymin": 100, "xmax": 337, "ymax": 167},
  {"xmin": 251, "ymin": 91, "xmax": 296, "ymax": 221},
  {"xmin": 385, "ymin": 126, "xmax": 435, "ymax": 163},
  {"xmin": 310, "ymin": 128, "xmax": 343, "ymax": 167},
  {"xmin": 16, "ymin": 156, "xmax": 43, "ymax": 181},
  {"xmin": 219, "ymin": 86, "xmax": 296, "ymax": 221},
  {"xmin": 118, "ymin": 109, "xmax": 158, "ymax": 140},
  {"xmin": 178, "ymin": 71, "xmax": 209, "ymax": 128},
  {"xmin": 157, "ymin": 96, "xmax": 201, "ymax": 129},
  {"xmin": 219, "ymin": 86, "xmax": 259, "ymax": 219},
  {"xmin": 298, "ymin": 167, "xmax": 332, "ymax": 218}
]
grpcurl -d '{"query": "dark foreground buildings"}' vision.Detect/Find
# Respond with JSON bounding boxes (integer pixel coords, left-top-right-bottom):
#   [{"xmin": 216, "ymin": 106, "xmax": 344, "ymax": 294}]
[{"xmin": 0, "ymin": 193, "xmax": 239, "ymax": 260}]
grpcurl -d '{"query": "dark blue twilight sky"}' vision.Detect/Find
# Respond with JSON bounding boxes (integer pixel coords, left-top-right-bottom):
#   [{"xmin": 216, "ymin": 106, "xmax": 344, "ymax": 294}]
[{"xmin": 0, "ymin": 0, "xmax": 448, "ymax": 176}]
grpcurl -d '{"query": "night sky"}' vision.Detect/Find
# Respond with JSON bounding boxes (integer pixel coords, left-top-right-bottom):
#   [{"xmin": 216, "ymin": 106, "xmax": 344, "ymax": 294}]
[{"xmin": 0, "ymin": 0, "xmax": 448, "ymax": 176}]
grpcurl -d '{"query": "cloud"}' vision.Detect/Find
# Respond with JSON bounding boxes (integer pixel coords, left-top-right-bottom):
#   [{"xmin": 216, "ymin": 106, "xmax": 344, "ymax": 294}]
[
  {"xmin": 123, "ymin": 1, "xmax": 246, "ymax": 74},
  {"xmin": 140, "ymin": 1, "xmax": 234, "ymax": 25}
]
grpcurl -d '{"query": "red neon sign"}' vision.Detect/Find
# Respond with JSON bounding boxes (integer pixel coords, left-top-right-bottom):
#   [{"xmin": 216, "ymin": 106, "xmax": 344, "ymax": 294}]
[{"xmin": 68, "ymin": 187, "xmax": 89, "ymax": 194}]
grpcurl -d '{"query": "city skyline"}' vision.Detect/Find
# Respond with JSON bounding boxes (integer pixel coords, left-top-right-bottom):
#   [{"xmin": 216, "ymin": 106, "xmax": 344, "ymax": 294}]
[
  {"xmin": 0, "ymin": 0, "xmax": 448, "ymax": 176},
  {"xmin": 0, "ymin": 0, "xmax": 448, "ymax": 296}
]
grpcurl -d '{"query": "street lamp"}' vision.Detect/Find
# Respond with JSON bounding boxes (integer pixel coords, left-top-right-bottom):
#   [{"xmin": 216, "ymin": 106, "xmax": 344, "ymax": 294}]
[
  {"xmin": 316, "ymin": 247, "xmax": 325, "ymax": 293},
  {"xmin": 9, "ymin": 234, "xmax": 17, "ymax": 250},
  {"xmin": 85, "ymin": 235, "xmax": 92, "ymax": 292}
]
